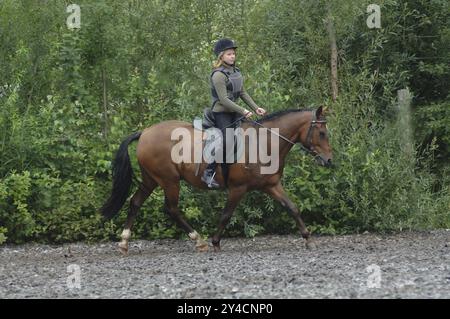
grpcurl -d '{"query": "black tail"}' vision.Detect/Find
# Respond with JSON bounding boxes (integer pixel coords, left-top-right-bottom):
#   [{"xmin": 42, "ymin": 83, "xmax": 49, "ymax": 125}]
[{"xmin": 100, "ymin": 132, "xmax": 142, "ymax": 219}]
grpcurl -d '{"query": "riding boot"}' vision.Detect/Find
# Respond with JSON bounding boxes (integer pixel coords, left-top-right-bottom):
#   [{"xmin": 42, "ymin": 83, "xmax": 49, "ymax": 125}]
[{"xmin": 201, "ymin": 162, "xmax": 220, "ymax": 188}]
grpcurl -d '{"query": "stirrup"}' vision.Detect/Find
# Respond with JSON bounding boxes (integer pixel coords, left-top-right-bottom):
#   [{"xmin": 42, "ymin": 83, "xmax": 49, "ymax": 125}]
[{"xmin": 202, "ymin": 171, "xmax": 219, "ymax": 188}]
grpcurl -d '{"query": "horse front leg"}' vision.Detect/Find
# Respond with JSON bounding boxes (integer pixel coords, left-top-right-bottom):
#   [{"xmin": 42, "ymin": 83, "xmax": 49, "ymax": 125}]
[
  {"xmin": 212, "ymin": 185, "xmax": 247, "ymax": 252},
  {"xmin": 264, "ymin": 182, "xmax": 315, "ymax": 249}
]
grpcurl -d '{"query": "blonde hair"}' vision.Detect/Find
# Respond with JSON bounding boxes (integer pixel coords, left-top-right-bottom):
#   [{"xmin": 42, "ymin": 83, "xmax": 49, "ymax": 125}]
[{"xmin": 212, "ymin": 52, "xmax": 224, "ymax": 69}]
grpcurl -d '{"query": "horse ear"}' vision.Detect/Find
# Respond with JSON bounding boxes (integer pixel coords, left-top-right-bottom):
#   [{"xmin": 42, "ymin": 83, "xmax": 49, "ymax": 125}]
[{"xmin": 316, "ymin": 105, "xmax": 323, "ymax": 118}]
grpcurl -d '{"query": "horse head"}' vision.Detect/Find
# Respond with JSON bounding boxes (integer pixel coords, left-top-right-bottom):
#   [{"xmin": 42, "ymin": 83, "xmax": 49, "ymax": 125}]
[{"xmin": 298, "ymin": 106, "xmax": 333, "ymax": 167}]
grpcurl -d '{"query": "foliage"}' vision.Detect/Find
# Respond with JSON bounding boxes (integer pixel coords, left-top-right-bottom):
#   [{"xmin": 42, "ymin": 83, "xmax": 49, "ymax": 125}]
[{"xmin": 0, "ymin": 0, "xmax": 448, "ymax": 244}]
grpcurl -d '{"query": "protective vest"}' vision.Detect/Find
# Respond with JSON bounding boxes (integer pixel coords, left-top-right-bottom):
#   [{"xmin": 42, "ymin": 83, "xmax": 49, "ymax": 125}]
[{"xmin": 210, "ymin": 65, "xmax": 243, "ymax": 108}]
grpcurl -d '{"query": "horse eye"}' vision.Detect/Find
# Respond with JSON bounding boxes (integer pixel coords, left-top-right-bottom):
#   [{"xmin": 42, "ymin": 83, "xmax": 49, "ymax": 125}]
[{"xmin": 319, "ymin": 131, "xmax": 326, "ymax": 139}]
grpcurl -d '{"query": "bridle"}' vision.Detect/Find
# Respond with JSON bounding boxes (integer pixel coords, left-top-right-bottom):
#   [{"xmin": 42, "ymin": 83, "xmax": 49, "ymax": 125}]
[
  {"xmin": 299, "ymin": 112, "xmax": 327, "ymax": 157},
  {"xmin": 245, "ymin": 111, "xmax": 327, "ymax": 158}
]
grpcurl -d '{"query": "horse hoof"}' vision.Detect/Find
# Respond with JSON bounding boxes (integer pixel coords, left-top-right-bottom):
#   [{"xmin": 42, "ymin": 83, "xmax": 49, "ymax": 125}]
[
  {"xmin": 305, "ymin": 240, "xmax": 316, "ymax": 250},
  {"xmin": 196, "ymin": 243, "xmax": 209, "ymax": 252},
  {"xmin": 118, "ymin": 243, "xmax": 129, "ymax": 256}
]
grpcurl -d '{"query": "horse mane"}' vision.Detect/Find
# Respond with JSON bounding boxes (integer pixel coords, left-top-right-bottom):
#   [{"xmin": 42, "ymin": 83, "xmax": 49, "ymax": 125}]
[{"xmin": 256, "ymin": 108, "xmax": 315, "ymax": 123}]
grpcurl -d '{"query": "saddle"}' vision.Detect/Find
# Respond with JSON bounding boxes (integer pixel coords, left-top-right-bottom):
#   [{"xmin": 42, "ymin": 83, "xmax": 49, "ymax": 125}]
[{"xmin": 192, "ymin": 108, "xmax": 244, "ymax": 179}]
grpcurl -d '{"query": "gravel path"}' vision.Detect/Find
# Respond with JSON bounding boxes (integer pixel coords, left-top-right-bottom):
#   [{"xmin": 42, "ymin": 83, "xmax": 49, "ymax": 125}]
[{"xmin": 1, "ymin": 230, "xmax": 449, "ymax": 299}]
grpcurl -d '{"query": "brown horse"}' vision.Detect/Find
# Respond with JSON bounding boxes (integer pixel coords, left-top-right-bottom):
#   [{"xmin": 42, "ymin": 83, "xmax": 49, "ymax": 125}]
[{"xmin": 100, "ymin": 106, "xmax": 332, "ymax": 254}]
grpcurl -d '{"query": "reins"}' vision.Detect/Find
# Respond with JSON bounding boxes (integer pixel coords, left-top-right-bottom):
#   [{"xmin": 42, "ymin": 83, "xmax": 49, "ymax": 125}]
[{"xmin": 242, "ymin": 111, "xmax": 327, "ymax": 156}]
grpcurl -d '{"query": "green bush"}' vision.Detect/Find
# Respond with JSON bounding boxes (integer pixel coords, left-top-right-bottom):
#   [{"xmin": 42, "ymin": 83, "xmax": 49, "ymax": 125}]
[{"xmin": 0, "ymin": 0, "xmax": 449, "ymax": 244}]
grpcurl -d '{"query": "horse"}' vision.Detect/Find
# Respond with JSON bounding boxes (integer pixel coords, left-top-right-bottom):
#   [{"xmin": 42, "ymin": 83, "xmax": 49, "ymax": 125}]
[{"xmin": 100, "ymin": 106, "xmax": 333, "ymax": 254}]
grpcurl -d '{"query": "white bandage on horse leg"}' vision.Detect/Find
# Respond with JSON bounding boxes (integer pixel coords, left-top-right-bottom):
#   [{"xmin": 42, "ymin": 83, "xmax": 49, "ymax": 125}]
[
  {"xmin": 188, "ymin": 231, "xmax": 199, "ymax": 240},
  {"xmin": 121, "ymin": 229, "xmax": 131, "ymax": 240}
]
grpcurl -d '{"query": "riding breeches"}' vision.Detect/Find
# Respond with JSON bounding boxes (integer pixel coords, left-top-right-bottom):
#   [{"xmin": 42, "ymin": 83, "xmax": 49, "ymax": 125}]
[{"xmin": 211, "ymin": 111, "xmax": 241, "ymax": 165}]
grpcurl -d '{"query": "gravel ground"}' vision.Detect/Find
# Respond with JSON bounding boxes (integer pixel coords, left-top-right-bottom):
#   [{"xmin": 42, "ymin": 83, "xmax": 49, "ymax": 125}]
[{"xmin": 1, "ymin": 230, "xmax": 450, "ymax": 299}]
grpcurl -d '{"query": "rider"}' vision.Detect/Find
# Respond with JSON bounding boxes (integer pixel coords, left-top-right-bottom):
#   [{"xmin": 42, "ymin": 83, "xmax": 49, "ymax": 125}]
[{"xmin": 201, "ymin": 38, "xmax": 267, "ymax": 188}]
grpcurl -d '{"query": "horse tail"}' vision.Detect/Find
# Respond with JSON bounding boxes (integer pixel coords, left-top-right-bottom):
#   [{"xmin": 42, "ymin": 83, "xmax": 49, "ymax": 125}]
[{"xmin": 100, "ymin": 131, "xmax": 142, "ymax": 219}]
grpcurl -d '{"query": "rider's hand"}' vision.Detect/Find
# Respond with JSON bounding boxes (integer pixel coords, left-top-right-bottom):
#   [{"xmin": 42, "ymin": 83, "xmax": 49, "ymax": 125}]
[
  {"xmin": 256, "ymin": 107, "xmax": 267, "ymax": 116},
  {"xmin": 244, "ymin": 110, "xmax": 253, "ymax": 118}
]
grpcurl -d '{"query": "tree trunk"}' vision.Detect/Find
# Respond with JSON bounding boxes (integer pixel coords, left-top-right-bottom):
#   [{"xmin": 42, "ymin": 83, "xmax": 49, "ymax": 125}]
[
  {"xmin": 327, "ymin": 14, "xmax": 338, "ymax": 102},
  {"xmin": 397, "ymin": 89, "xmax": 413, "ymax": 158},
  {"xmin": 102, "ymin": 67, "xmax": 108, "ymax": 139}
]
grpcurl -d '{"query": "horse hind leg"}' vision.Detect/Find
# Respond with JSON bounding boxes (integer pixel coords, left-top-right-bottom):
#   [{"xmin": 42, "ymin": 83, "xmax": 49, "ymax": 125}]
[
  {"xmin": 163, "ymin": 183, "xmax": 208, "ymax": 252},
  {"xmin": 118, "ymin": 177, "xmax": 157, "ymax": 255}
]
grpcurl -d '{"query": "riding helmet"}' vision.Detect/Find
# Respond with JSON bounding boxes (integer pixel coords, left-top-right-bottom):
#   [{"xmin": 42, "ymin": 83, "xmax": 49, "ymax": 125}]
[{"xmin": 213, "ymin": 38, "xmax": 238, "ymax": 57}]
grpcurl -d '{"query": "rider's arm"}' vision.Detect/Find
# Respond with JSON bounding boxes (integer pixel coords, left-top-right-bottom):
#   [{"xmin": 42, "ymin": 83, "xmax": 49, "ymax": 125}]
[
  {"xmin": 240, "ymin": 86, "xmax": 259, "ymax": 112},
  {"xmin": 211, "ymin": 72, "xmax": 248, "ymax": 115}
]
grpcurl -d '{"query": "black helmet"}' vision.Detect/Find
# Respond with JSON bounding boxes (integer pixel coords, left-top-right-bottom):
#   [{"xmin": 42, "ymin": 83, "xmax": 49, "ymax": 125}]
[{"xmin": 213, "ymin": 38, "xmax": 238, "ymax": 57}]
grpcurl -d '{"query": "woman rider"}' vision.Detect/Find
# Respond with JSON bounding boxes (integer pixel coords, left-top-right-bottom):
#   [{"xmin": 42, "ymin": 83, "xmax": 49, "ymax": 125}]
[{"xmin": 201, "ymin": 38, "xmax": 267, "ymax": 188}]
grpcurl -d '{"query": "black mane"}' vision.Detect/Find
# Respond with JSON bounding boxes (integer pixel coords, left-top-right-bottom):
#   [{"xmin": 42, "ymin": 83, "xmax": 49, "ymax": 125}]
[{"xmin": 256, "ymin": 108, "xmax": 315, "ymax": 123}]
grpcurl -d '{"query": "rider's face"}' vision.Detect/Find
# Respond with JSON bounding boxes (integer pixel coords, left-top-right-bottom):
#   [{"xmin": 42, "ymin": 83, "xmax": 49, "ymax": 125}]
[{"xmin": 222, "ymin": 49, "xmax": 236, "ymax": 65}]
